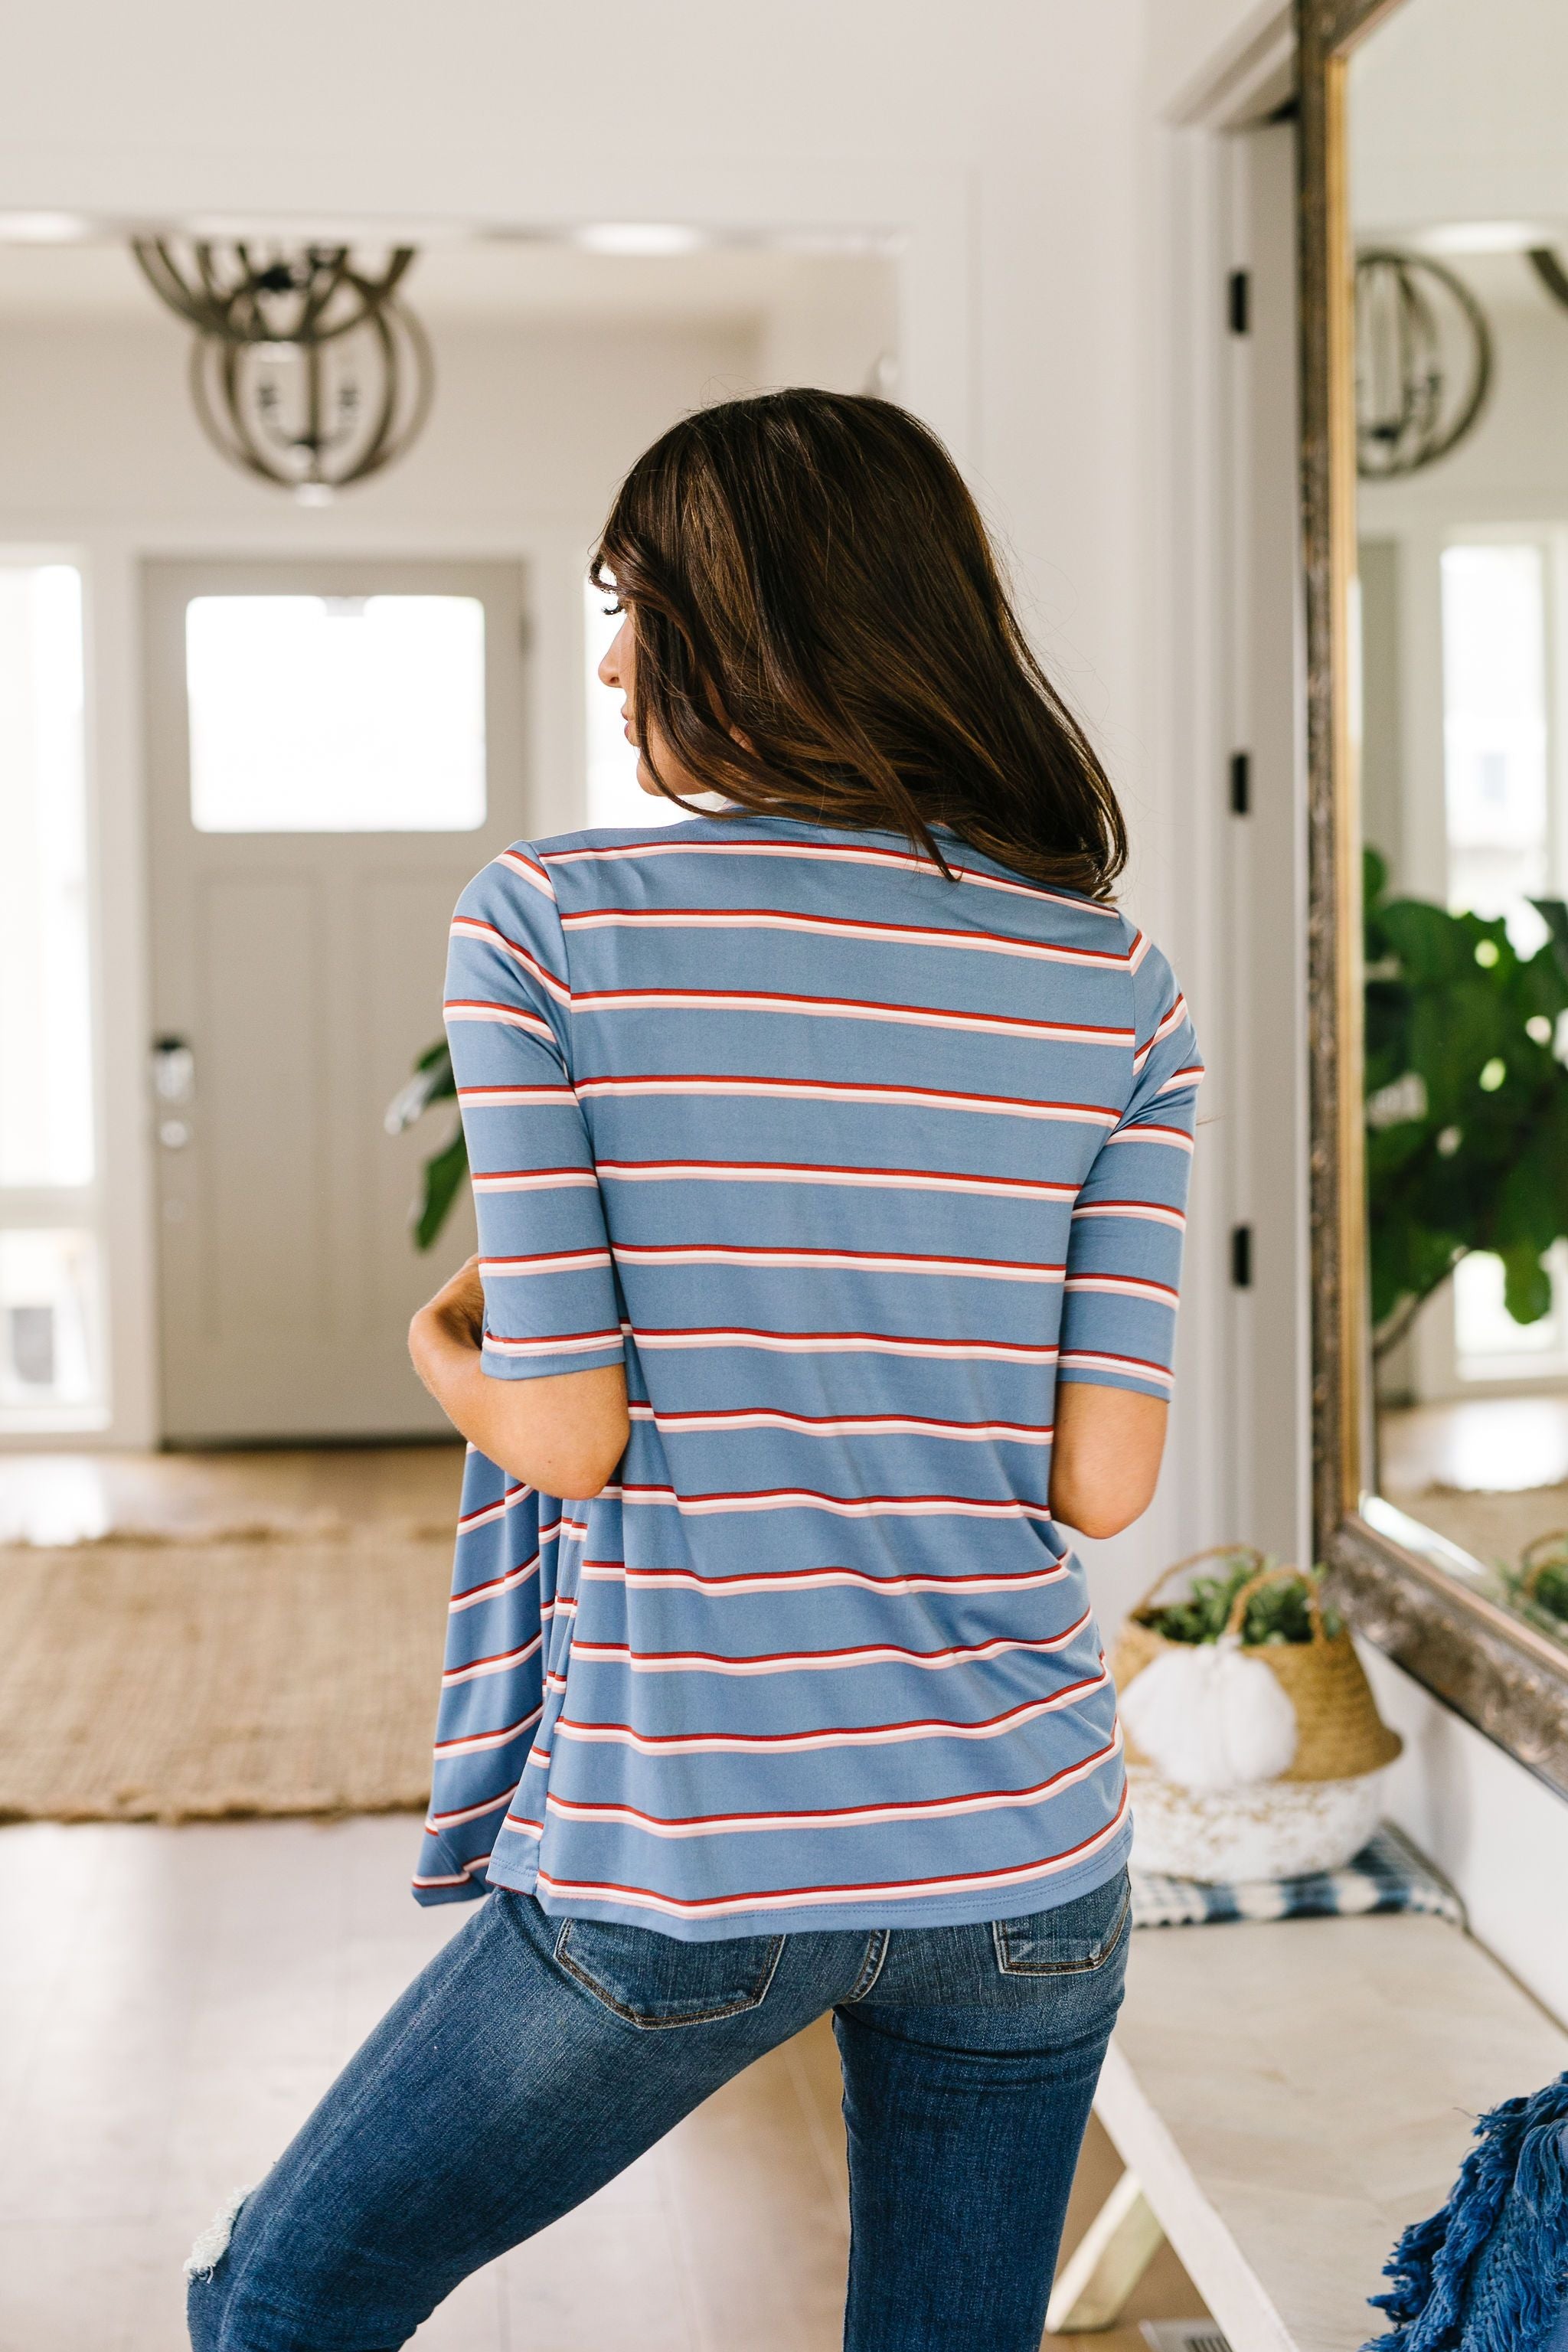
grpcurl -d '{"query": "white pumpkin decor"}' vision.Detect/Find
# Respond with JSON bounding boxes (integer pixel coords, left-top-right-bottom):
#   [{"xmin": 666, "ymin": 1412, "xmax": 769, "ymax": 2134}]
[
  {"xmin": 1113, "ymin": 1552, "xmax": 1405, "ymax": 1882},
  {"xmin": 1119, "ymin": 1632, "xmax": 1299, "ymax": 1792}
]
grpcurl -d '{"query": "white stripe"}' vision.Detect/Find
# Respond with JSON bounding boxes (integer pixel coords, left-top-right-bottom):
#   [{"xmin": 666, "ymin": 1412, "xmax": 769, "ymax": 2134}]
[
  {"xmin": 542, "ymin": 1733, "xmax": 1121, "ymax": 1838},
  {"xmin": 497, "ymin": 849, "xmax": 557, "ymax": 901},
  {"xmin": 459, "ymin": 1084, "xmax": 575, "ymax": 1109},
  {"xmin": 472, "ymin": 1170, "xmax": 598, "ymax": 1194},
  {"xmin": 618, "ymin": 1484, "xmax": 1052, "ymax": 1523},
  {"xmin": 1070, "ymin": 1202, "xmax": 1186, "ymax": 1229},
  {"xmin": 573, "ymin": 986, "xmax": 1129, "ymax": 1047},
  {"xmin": 577, "ymin": 1557, "xmax": 1071, "ymax": 1599},
  {"xmin": 569, "ymin": 1615, "xmax": 1088, "ymax": 1677},
  {"xmin": 627, "ymin": 1326, "xmax": 1057, "ymax": 1363},
  {"xmin": 1103, "ymin": 1125, "xmax": 1194, "ymax": 1154},
  {"xmin": 443, "ymin": 1001, "xmax": 555, "ymax": 1042},
  {"xmin": 485, "ymin": 1330, "xmax": 624, "ymax": 1358},
  {"xmin": 576, "ymin": 1076, "xmax": 1116, "ymax": 1125},
  {"xmin": 430, "ymin": 1792, "xmax": 514, "ymax": 1831},
  {"xmin": 479, "ymin": 1250, "xmax": 612, "ymax": 1277},
  {"xmin": 598, "ymin": 1160, "xmax": 1075, "ymax": 1201},
  {"xmin": 625, "ymin": 1403, "xmax": 1051, "ymax": 1442},
  {"xmin": 615, "ymin": 1244, "xmax": 1063, "ymax": 1282},
  {"xmin": 431, "ymin": 1704, "xmax": 544, "ymax": 1760},
  {"xmin": 1061, "ymin": 1274, "xmax": 1177, "ymax": 1304},
  {"xmin": 1058, "ymin": 1350, "xmax": 1174, "ymax": 1388},
  {"xmin": 442, "ymin": 1632, "xmax": 544, "ymax": 1687},
  {"xmin": 449, "ymin": 1556, "xmax": 541, "ymax": 1615},
  {"xmin": 449, "ymin": 916, "xmax": 571, "ymax": 1004},
  {"xmin": 559, "ymin": 906, "xmax": 1124, "ymax": 969},
  {"xmin": 537, "ymin": 834, "xmax": 1125, "ymax": 917},
  {"xmin": 530, "ymin": 1795, "xmax": 1129, "ymax": 1920}
]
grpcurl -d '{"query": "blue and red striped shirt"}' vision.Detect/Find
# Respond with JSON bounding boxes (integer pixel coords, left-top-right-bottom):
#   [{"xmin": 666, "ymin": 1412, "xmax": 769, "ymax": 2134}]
[{"xmin": 414, "ymin": 813, "xmax": 1201, "ymax": 1938}]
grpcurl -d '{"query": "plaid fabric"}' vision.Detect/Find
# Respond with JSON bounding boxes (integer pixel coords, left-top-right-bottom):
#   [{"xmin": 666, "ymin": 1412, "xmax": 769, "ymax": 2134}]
[{"xmin": 1131, "ymin": 1822, "xmax": 1464, "ymax": 1930}]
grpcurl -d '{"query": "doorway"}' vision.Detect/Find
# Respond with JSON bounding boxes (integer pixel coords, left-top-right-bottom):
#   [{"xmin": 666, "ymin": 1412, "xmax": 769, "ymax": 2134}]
[{"xmin": 142, "ymin": 557, "xmax": 529, "ymax": 1442}]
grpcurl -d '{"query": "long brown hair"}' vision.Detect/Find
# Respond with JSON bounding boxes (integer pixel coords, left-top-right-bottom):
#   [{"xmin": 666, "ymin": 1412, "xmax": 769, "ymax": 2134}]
[{"xmin": 591, "ymin": 390, "xmax": 1125, "ymax": 898}]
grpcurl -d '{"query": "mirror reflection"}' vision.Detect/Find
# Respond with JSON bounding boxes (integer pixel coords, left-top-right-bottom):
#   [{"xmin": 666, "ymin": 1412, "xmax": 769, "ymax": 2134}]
[{"xmin": 1351, "ymin": 0, "xmax": 1568, "ymax": 1655}]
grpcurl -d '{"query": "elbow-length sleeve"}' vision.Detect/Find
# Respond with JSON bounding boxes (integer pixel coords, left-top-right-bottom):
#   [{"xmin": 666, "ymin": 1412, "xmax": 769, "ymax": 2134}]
[
  {"xmin": 445, "ymin": 849, "xmax": 626, "ymax": 1382},
  {"xmin": 1057, "ymin": 936, "xmax": 1202, "ymax": 1399}
]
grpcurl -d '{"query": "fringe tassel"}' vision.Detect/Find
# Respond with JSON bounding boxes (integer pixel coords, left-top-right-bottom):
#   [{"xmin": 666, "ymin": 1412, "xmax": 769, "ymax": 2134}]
[{"xmin": 1364, "ymin": 2071, "xmax": 1568, "ymax": 2352}]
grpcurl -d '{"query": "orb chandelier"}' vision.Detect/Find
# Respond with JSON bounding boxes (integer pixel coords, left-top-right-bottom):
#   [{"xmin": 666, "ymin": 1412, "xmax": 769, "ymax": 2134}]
[
  {"xmin": 1354, "ymin": 249, "xmax": 1491, "ymax": 479},
  {"xmin": 131, "ymin": 239, "xmax": 434, "ymax": 498}
]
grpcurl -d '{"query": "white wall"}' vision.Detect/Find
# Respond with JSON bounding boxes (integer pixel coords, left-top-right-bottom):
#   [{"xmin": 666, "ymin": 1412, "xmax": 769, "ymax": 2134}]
[{"xmin": 0, "ymin": 304, "xmax": 768, "ymax": 1446}]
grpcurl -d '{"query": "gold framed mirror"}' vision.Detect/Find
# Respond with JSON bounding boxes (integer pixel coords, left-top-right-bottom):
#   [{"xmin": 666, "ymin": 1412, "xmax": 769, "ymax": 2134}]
[{"xmin": 1300, "ymin": 0, "xmax": 1568, "ymax": 1795}]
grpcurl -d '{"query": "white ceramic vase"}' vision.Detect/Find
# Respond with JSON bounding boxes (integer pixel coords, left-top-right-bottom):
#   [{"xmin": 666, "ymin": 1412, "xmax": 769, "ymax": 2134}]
[{"xmin": 1127, "ymin": 1763, "xmax": 1390, "ymax": 1882}]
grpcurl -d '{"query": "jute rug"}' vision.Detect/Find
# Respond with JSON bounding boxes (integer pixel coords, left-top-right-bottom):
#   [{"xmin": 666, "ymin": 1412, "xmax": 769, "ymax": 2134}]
[{"xmin": 0, "ymin": 1524, "xmax": 453, "ymax": 1823}]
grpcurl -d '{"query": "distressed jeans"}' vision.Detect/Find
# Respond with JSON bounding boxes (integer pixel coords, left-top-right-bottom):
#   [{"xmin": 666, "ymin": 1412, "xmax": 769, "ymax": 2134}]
[{"xmin": 187, "ymin": 1865, "xmax": 1131, "ymax": 2352}]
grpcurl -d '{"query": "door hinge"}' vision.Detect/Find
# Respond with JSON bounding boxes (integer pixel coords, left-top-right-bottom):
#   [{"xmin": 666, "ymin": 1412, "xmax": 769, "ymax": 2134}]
[
  {"xmin": 1230, "ymin": 1224, "xmax": 1253, "ymax": 1289},
  {"xmin": 1230, "ymin": 750, "xmax": 1251, "ymax": 815},
  {"xmin": 1228, "ymin": 269, "xmax": 1250, "ymax": 335}
]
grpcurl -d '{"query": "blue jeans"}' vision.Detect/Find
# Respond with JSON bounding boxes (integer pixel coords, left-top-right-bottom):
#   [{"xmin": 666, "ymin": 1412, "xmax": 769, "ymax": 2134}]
[{"xmin": 188, "ymin": 1867, "xmax": 1131, "ymax": 2352}]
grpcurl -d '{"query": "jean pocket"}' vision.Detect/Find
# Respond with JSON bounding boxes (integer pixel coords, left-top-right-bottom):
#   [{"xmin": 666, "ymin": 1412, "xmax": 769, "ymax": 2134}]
[
  {"xmin": 991, "ymin": 1868, "xmax": 1132, "ymax": 1978},
  {"xmin": 553, "ymin": 1916, "xmax": 786, "ymax": 2028}
]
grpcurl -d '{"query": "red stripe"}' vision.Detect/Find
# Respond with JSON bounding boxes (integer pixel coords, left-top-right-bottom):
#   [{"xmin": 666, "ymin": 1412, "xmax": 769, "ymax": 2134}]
[
  {"xmin": 531, "ymin": 1785, "xmax": 1129, "ymax": 1914},
  {"xmin": 571, "ymin": 983, "xmax": 1128, "ymax": 1040},
  {"xmin": 626, "ymin": 1324, "xmax": 1057, "ymax": 1355},
  {"xmin": 596, "ymin": 1157, "xmax": 1072, "ymax": 1194},
  {"xmin": 573, "ymin": 1073, "xmax": 1119, "ymax": 1118},
  {"xmin": 558, "ymin": 903, "xmax": 1129, "ymax": 962},
  {"xmin": 556, "ymin": 1676, "xmax": 1106, "ymax": 1749},
  {"xmin": 544, "ymin": 1736, "xmax": 1119, "ymax": 1830},
  {"xmin": 615, "ymin": 1243, "xmax": 1063, "ymax": 1274}
]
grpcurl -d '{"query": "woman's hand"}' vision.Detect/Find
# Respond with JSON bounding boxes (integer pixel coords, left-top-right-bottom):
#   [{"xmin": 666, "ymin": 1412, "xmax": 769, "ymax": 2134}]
[
  {"xmin": 411, "ymin": 1255, "xmax": 486, "ymax": 1355},
  {"xmin": 408, "ymin": 1257, "xmax": 629, "ymax": 1498}
]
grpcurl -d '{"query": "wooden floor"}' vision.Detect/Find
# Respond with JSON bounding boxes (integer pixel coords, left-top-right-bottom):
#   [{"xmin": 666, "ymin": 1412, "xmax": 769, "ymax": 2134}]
[
  {"xmin": 0, "ymin": 1814, "xmax": 1210, "ymax": 2351},
  {"xmin": 0, "ymin": 1448, "xmax": 1212, "ymax": 2347}
]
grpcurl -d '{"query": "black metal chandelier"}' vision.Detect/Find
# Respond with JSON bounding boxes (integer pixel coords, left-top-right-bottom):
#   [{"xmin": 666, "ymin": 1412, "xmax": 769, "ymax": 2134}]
[
  {"xmin": 131, "ymin": 240, "xmax": 434, "ymax": 498},
  {"xmin": 1354, "ymin": 249, "xmax": 1492, "ymax": 479}
]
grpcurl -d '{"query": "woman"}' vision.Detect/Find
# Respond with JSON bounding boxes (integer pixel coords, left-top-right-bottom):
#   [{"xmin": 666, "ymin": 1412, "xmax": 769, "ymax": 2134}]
[{"xmin": 189, "ymin": 390, "xmax": 1200, "ymax": 2352}]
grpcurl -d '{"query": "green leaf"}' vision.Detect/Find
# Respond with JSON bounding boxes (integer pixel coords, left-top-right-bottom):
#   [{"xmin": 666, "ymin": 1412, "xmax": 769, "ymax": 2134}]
[
  {"xmin": 413, "ymin": 1125, "xmax": 469, "ymax": 1252},
  {"xmin": 1500, "ymin": 1243, "xmax": 1553, "ymax": 1326}
]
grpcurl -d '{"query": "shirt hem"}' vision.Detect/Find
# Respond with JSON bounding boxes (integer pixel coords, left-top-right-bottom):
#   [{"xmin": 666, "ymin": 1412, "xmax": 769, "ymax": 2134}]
[{"xmin": 478, "ymin": 1818, "xmax": 1133, "ymax": 1943}]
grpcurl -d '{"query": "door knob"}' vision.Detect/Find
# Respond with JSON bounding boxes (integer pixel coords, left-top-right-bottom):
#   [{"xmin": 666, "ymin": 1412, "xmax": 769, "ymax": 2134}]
[{"xmin": 152, "ymin": 1035, "xmax": 195, "ymax": 1106}]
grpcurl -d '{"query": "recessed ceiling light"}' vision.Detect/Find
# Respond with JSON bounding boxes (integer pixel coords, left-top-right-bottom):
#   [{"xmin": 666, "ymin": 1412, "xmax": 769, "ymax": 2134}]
[
  {"xmin": 1415, "ymin": 220, "xmax": 1552, "ymax": 256},
  {"xmin": 0, "ymin": 211, "xmax": 93, "ymax": 243},
  {"xmin": 573, "ymin": 223, "xmax": 709, "ymax": 259}
]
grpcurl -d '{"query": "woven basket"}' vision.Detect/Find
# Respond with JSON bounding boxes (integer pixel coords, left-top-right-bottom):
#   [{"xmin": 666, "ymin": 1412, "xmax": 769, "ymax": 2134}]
[{"xmin": 1112, "ymin": 1550, "xmax": 1403, "ymax": 1785}]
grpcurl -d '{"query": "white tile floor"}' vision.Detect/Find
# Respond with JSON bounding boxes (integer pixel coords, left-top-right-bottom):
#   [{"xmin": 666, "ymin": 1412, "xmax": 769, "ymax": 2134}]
[{"xmin": 0, "ymin": 1814, "xmax": 854, "ymax": 2352}]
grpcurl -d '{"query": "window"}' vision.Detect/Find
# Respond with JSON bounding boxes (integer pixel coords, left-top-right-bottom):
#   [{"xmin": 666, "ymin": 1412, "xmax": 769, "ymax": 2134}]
[
  {"xmin": 583, "ymin": 579, "xmax": 685, "ymax": 828},
  {"xmin": 1441, "ymin": 538, "xmax": 1563, "ymax": 1376},
  {"xmin": 0, "ymin": 561, "xmax": 104, "ymax": 1428},
  {"xmin": 186, "ymin": 594, "xmax": 487, "ymax": 833},
  {"xmin": 1441, "ymin": 542, "xmax": 1550, "ymax": 948}
]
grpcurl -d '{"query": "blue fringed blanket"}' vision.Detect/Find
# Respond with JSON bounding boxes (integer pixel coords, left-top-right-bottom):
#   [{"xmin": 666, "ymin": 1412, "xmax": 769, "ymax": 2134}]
[{"xmin": 1364, "ymin": 2069, "xmax": 1568, "ymax": 2351}]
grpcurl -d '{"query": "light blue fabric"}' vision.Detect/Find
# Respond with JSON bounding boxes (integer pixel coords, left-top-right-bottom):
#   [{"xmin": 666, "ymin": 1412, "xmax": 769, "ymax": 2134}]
[{"xmin": 415, "ymin": 815, "xmax": 1201, "ymax": 1938}]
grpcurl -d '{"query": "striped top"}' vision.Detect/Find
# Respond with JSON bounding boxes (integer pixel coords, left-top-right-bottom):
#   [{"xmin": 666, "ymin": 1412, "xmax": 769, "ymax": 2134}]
[{"xmin": 414, "ymin": 813, "xmax": 1201, "ymax": 1939}]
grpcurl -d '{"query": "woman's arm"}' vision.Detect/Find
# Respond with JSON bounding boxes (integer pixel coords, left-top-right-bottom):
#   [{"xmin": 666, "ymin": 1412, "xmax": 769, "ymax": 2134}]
[
  {"xmin": 409, "ymin": 1257, "xmax": 630, "ymax": 1498},
  {"xmin": 1047, "ymin": 1383, "xmax": 1168, "ymax": 1540}
]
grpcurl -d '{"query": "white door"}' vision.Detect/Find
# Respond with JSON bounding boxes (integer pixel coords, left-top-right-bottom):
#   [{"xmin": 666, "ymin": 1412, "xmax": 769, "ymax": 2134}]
[{"xmin": 143, "ymin": 558, "xmax": 530, "ymax": 1442}]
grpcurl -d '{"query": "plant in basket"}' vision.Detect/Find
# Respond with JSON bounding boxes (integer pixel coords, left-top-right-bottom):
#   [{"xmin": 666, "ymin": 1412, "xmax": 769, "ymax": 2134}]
[{"xmin": 1112, "ymin": 1549, "xmax": 1403, "ymax": 1884}]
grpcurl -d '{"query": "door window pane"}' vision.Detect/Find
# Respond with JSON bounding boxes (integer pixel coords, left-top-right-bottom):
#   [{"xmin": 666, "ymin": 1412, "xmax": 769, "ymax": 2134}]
[
  {"xmin": 0, "ymin": 564, "xmax": 93, "ymax": 1187},
  {"xmin": 187, "ymin": 595, "xmax": 487, "ymax": 833},
  {"xmin": 0, "ymin": 1228, "xmax": 102, "ymax": 1415}
]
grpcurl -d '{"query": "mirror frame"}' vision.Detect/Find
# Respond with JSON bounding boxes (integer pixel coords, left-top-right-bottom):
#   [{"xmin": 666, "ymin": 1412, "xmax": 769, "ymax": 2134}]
[{"xmin": 1298, "ymin": 0, "xmax": 1568, "ymax": 1798}]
